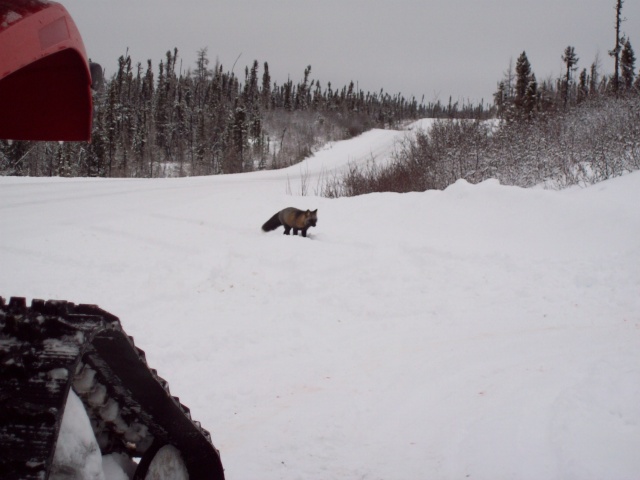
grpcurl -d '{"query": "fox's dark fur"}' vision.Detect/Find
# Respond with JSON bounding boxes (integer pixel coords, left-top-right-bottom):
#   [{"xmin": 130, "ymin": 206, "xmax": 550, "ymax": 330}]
[{"xmin": 262, "ymin": 207, "xmax": 318, "ymax": 237}]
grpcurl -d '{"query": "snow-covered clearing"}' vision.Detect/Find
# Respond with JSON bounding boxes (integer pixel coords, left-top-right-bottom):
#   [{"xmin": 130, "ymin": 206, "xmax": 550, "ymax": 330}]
[{"xmin": 1, "ymin": 120, "xmax": 639, "ymax": 479}]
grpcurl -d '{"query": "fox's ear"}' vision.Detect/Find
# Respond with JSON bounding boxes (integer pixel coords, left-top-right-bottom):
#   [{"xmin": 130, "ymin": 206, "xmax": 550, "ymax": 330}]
[
  {"xmin": 306, "ymin": 209, "xmax": 310, "ymax": 213},
  {"xmin": 312, "ymin": 209, "xmax": 317, "ymax": 213}
]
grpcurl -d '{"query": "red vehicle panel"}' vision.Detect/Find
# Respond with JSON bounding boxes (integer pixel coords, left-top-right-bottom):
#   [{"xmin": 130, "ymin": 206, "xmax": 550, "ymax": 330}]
[{"xmin": 0, "ymin": 1, "xmax": 93, "ymax": 141}]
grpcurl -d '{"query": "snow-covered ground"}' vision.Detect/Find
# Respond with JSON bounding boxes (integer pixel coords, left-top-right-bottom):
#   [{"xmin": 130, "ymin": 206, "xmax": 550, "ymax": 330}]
[{"xmin": 1, "ymin": 120, "xmax": 639, "ymax": 480}]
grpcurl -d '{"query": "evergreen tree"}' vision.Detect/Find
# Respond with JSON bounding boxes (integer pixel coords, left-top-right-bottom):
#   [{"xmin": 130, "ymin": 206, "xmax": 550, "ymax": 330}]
[
  {"xmin": 312, "ymin": 80, "xmax": 323, "ymax": 109},
  {"xmin": 243, "ymin": 61, "xmax": 259, "ymax": 103},
  {"xmin": 523, "ymin": 74, "xmax": 538, "ymax": 115},
  {"xmin": 261, "ymin": 62, "xmax": 271, "ymax": 109},
  {"xmin": 296, "ymin": 65, "xmax": 311, "ymax": 110},
  {"xmin": 590, "ymin": 57, "xmax": 601, "ymax": 96},
  {"xmin": 514, "ymin": 51, "xmax": 532, "ymax": 109},
  {"xmin": 502, "ymin": 58, "xmax": 515, "ymax": 100},
  {"xmin": 493, "ymin": 81, "xmax": 507, "ymax": 117},
  {"xmin": 195, "ymin": 48, "xmax": 210, "ymax": 83},
  {"xmin": 104, "ymin": 77, "xmax": 119, "ymax": 176},
  {"xmin": 562, "ymin": 46, "xmax": 579, "ymax": 106},
  {"xmin": 610, "ymin": 0, "xmax": 624, "ymax": 93},
  {"xmin": 232, "ymin": 101, "xmax": 247, "ymax": 172},
  {"xmin": 283, "ymin": 78, "xmax": 293, "ymax": 111},
  {"xmin": 621, "ymin": 37, "xmax": 636, "ymax": 90},
  {"xmin": 577, "ymin": 68, "xmax": 589, "ymax": 103}
]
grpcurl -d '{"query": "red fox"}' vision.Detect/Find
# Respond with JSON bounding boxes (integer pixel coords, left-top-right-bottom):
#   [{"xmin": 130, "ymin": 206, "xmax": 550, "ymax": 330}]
[{"xmin": 262, "ymin": 207, "xmax": 318, "ymax": 237}]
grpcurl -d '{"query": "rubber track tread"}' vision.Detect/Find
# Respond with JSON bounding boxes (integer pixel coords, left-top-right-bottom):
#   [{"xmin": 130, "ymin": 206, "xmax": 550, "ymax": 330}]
[{"xmin": 0, "ymin": 296, "xmax": 224, "ymax": 480}]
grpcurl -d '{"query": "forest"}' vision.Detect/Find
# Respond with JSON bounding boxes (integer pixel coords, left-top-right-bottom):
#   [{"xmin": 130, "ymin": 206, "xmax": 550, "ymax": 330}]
[{"xmin": 0, "ymin": 48, "xmax": 492, "ymax": 178}]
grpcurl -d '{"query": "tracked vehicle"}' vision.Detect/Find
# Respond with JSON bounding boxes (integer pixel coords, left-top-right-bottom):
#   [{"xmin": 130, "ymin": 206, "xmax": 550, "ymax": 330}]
[
  {"xmin": 0, "ymin": 297, "xmax": 225, "ymax": 479},
  {"xmin": 1, "ymin": 2, "xmax": 225, "ymax": 478}
]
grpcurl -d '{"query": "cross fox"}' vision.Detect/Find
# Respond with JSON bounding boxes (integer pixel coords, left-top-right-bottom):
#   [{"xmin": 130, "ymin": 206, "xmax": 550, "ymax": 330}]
[{"xmin": 262, "ymin": 207, "xmax": 318, "ymax": 237}]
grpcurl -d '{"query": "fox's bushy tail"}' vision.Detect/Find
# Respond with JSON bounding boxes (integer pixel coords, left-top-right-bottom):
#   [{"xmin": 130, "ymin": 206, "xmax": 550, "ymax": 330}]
[{"xmin": 262, "ymin": 212, "xmax": 281, "ymax": 232}]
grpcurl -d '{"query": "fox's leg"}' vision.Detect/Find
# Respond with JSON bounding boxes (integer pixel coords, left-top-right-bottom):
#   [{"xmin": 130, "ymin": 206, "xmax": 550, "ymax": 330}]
[
  {"xmin": 301, "ymin": 228, "xmax": 307, "ymax": 237},
  {"xmin": 293, "ymin": 228, "xmax": 299, "ymax": 235},
  {"xmin": 283, "ymin": 226, "xmax": 291, "ymax": 235}
]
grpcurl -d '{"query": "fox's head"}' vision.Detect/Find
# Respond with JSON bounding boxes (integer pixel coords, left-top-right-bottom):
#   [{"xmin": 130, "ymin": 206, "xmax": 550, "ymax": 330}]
[{"xmin": 305, "ymin": 209, "xmax": 318, "ymax": 227}]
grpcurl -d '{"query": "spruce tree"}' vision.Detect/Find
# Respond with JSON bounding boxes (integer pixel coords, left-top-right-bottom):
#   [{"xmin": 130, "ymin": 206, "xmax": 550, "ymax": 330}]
[
  {"xmin": 283, "ymin": 78, "xmax": 293, "ymax": 111},
  {"xmin": 515, "ymin": 51, "xmax": 532, "ymax": 109},
  {"xmin": 261, "ymin": 62, "xmax": 271, "ymax": 109},
  {"xmin": 610, "ymin": 0, "xmax": 624, "ymax": 94},
  {"xmin": 523, "ymin": 74, "xmax": 538, "ymax": 115},
  {"xmin": 578, "ymin": 68, "xmax": 589, "ymax": 103},
  {"xmin": 493, "ymin": 81, "xmax": 507, "ymax": 117},
  {"xmin": 562, "ymin": 46, "xmax": 579, "ymax": 106},
  {"xmin": 296, "ymin": 65, "xmax": 311, "ymax": 110},
  {"xmin": 195, "ymin": 48, "xmax": 210, "ymax": 83},
  {"xmin": 621, "ymin": 37, "xmax": 636, "ymax": 90},
  {"xmin": 589, "ymin": 57, "xmax": 600, "ymax": 96}
]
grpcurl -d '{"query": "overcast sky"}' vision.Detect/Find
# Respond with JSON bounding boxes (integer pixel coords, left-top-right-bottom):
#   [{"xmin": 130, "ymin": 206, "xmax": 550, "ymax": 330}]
[{"xmin": 62, "ymin": 0, "xmax": 640, "ymax": 104}]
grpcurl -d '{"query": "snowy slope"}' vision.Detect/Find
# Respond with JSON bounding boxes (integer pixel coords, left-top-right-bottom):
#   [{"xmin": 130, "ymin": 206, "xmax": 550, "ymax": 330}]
[{"xmin": 1, "ymin": 122, "xmax": 639, "ymax": 480}]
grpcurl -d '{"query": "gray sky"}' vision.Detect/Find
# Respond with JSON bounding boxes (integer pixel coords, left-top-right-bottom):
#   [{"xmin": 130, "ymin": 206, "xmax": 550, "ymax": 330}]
[{"xmin": 62, "ymin": 0, "xmax": 640, "ymax": 104}]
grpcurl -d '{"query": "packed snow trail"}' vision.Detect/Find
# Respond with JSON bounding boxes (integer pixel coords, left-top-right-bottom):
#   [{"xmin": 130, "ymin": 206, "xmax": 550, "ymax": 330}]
[{"xmin": 1, "ymin": 122, "xmax": 639, "ymax": 480}]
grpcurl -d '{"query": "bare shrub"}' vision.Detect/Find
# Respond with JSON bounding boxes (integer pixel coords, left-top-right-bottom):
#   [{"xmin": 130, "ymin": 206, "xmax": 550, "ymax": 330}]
[{"xmin": 323, "ymin": 96, "xmax": 640, "ymax": 197}]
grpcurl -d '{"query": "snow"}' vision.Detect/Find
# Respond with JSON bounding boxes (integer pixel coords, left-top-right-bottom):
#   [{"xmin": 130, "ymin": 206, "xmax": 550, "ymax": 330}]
[
  {"xmin": 1, "ymin": 120, "xmax": 640, "ymax": 479},
  {"xmin": 51, "ymin": 390, "xmax": 104, "ymax": 480},
  {"xmin": 102, "ymin": 453, "xmax": 137, "ymax": 480},
  {"xmin": 144, "ymin": 445, "xmax": 189, "ymax": 480},
  {"xmin": 51, "ymin": 390, "xmax": 135, "ymax": 479}
]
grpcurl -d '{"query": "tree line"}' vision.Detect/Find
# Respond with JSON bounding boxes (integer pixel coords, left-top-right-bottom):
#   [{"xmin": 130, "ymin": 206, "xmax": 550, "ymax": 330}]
[
  {"xmin": 494, "ymin": 41, "xmax": 637, "ymax": 120},
  {"xmin": 323, "ymin": 1, "xmax": 639, "ymax": 196},
  {"xmin": 0, "ymin": 48, "xmax": 493, "ymax": 178},
  {"xmin": 495, "ymin": 0, "xmax": 637, "ymax": 119}
]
